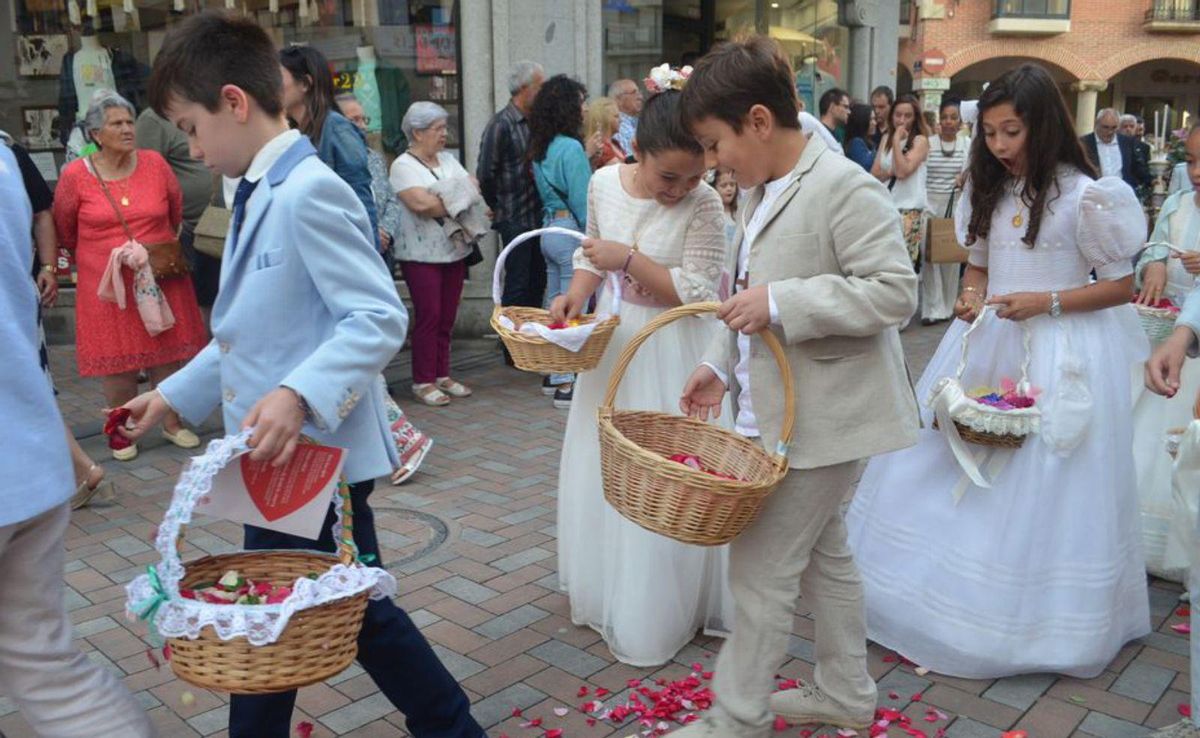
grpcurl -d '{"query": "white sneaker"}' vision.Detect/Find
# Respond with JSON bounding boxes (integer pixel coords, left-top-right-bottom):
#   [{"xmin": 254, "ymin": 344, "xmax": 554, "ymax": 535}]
[{"xmin": 769, "ymin": 684, "xmax": 873, "ymax": 729}]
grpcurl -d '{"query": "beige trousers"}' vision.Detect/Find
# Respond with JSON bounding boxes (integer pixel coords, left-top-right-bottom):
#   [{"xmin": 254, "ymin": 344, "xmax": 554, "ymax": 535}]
[
  {"xmin": 0, "ymin": 504, "xmax": 155, "ymax": 737},
  {"xmin": 713, "ymin": 461, "xmax": 876, "ymax": 735}
]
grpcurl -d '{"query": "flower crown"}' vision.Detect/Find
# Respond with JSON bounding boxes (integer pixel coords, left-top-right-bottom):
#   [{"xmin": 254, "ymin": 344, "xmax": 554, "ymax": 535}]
[{"xmin": 644, "ymin": 64, "xmax": 692, "ymax": 95}]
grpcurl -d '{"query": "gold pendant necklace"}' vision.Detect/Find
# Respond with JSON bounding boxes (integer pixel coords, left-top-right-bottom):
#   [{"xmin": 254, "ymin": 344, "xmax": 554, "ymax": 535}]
[{"xmin": 1012, "ymin": 197, "xmax": 1025, "ymax": 228}]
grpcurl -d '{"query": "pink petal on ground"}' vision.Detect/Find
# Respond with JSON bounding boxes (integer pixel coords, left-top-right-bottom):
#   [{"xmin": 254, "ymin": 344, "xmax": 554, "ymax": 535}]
[
  {"xmin": 772, "ymin": 717, "xmax": 789, "ymax": 731},
  {"xmin": 1172, "ymin": 623, "xmax": 1192, "ymax": 634},
  {"xmin": 295, "ymin": 723, "xmax": 314, "ymax": 738},
  {"xmin": 1180, "ymin": 703, "xmax": 1193, "ymax": 718}
]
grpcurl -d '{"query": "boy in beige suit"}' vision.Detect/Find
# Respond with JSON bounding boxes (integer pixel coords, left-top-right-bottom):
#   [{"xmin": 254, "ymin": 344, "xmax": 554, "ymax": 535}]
[{"xmin": 674, "ymin": 37, "xmax": 920, "ymax": 737}]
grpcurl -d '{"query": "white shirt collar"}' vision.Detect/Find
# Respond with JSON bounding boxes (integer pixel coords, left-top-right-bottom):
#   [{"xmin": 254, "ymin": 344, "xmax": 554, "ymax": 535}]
[
  {"xmin": 1097, "ymin": 136, "xmax": 1119, "ymax": 149},
  {"xmin": 244, "ymin": 129, "xmax": 302, "ymax": 184}
]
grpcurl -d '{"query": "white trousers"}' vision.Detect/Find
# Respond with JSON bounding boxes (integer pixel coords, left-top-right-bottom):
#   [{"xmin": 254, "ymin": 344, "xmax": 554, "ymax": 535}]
[
  {"xmin": 713, "ymin": 461, "xmax": 876, "ymax": 735},
  {"xmin": 0, "ymin": 505, "xmax": 155, "ymax": 737}
]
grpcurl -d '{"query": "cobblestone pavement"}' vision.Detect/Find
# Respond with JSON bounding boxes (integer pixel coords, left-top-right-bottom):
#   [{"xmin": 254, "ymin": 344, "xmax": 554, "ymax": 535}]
[{"xmin": 0, "ymin": 323, "xmax": 1187, "ymax": 738}]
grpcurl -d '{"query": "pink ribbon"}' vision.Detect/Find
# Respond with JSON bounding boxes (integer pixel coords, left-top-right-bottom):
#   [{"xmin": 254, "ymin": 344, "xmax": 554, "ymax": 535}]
[{"xmin": 97, "ymin": 240, "xmax": 176, "ymax": 336}]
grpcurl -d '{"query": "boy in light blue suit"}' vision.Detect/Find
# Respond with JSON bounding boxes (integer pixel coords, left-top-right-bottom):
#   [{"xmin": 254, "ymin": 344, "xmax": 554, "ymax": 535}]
[{"xmin": 120, "ymin": 12, "xmax": 483, "ymax": 738}]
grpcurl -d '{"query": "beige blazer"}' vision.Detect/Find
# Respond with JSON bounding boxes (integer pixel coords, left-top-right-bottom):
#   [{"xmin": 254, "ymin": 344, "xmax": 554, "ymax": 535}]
[{"xmin": 704, "ymin": 135, "xmax": 921, "ymax": 470}]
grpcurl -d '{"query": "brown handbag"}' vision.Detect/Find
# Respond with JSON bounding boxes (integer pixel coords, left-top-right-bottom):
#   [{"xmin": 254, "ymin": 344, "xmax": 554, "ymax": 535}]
[
  {"xmin": 90, "ymin": 155, "xmax": 191, "ymax": 280},
  {"xmin": 927, "ymin": 188, "xmax": 969, "ymax": 265}
]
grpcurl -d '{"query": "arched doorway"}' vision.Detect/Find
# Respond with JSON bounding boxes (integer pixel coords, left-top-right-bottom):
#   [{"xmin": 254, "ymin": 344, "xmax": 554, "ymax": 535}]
[
  {"xmin": 1109, "ymin": 59, "xmax": 1200, "ymax": 139},
  {"xmin": 949, "ymin": 56, "xmax": 1078, "ymax": 107}
]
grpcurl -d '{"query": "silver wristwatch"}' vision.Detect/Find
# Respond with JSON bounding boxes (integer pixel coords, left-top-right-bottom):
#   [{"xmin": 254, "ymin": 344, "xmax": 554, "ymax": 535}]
[{"xmin": 1048, "ymin": 291, "xmax": 1063, "ymax": 318}]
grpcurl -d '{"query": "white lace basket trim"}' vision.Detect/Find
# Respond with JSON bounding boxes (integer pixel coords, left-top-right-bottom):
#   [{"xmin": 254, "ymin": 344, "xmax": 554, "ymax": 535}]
[
  {"xmin": 124, "ymin": 430, "xmax": 396, "ymax": 646},
  {"xmin": 928, "ymin": 377, "xmax": 1041, "ymax": 436}
]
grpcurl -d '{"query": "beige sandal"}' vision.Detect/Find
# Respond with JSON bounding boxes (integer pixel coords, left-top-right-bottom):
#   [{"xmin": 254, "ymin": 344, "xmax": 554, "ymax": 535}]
[
  {"xmin": 412, "ymin": 383, "xmax": 450, "ymax": 406},
  {"xmin": 435, "ymin": 377, "xmax": 472, "ymax": 398},
  {"xmin": 71, "ymin": 465, "xmax": 115, "ymax": 510}
]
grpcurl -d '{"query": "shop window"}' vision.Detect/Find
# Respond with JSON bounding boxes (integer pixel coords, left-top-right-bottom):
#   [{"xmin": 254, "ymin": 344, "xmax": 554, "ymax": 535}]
[{"xmin": 1, "ymin": 0, "xmax": 463, "ymax": 185}]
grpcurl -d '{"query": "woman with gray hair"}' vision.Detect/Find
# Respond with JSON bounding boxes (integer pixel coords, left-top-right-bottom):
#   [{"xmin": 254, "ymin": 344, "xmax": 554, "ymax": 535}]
[
  {"xmin": 53, "ymin": 90, "xmax": 207, "ymax": 461},
  {"xmin": 389, "ymin": 101, "xmax": 481, "ymax": 406}
]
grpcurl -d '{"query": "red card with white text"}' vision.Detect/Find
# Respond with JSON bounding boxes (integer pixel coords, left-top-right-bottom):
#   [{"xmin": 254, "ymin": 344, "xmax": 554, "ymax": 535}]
[{"xmin": 197, "ymin": 444, "xmax": 346, "ymax": 539}]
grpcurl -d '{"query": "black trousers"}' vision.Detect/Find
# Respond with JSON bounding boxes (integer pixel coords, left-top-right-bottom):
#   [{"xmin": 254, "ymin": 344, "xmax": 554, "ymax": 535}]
[{"xmin": 229, "ymin": 480, "xmax": 482, "ymax": 738}]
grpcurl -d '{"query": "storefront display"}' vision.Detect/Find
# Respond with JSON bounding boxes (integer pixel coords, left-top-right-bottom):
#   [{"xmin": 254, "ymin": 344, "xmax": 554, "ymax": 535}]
[{"xmin": 1, "ymin": 0, "xmax": 463, "ymax": 183}]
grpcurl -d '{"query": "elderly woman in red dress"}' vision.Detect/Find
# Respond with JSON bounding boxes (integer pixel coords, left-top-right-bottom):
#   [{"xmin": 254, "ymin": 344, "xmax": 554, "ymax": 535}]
[{"xmin": 53, "ymin": 91, "xmax": 207, "ymax": 461}]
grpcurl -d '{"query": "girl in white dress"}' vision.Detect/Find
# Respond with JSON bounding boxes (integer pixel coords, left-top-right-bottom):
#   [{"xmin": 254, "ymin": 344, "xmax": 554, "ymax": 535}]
[
  {"xmin": 548, "ymin": 82, "xmax": 735, "ymax": 666},
  {"xmin": 846, "ymin": 64, "xmax": 1151, "ymax": 679},
  {"xmin": 1131, "ymin": 124, "xmax": 1200, "ymax": 580}
]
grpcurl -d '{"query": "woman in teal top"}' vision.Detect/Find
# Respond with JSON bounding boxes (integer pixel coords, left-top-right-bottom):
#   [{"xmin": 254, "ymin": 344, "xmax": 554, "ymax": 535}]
[{"xmin": 528, "ymin": 75, "xmax": 593, "ymax": 407}]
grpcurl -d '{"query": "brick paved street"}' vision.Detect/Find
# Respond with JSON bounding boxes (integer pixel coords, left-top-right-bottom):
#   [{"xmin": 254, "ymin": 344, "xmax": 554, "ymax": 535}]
[{"xmin": 0, "ymin": 324, "xmax": 1187, "ymax": 738}]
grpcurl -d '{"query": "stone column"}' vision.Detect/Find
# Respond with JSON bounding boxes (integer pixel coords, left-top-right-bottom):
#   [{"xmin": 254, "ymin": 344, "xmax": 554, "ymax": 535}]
[{"xmin": 1072, "ymin": 80, "xmax": 1108, "ymax": 136}]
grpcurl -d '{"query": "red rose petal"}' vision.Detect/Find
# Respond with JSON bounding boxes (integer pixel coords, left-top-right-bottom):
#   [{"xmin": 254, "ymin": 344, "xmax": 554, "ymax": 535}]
[
  {"xmin": 295, "ymin": 722, "xmax": 314, "ymax": 738},
  {"xmin": 145, "ymin": 648, "xmax": 160, "ymax": 670},
  {"xmin": 1180, "ymin": 703, "xmax": 1193, "ymax": 718},
  {"xmin": 772, "ymin": 716, "xmax": 789, "ymax": 731},
  {"xmin": 577, "ymin": 686, "xmax": 589, "ymax": 697},
  {"xmin": 1172, "ymin": 623, "xmax": 1192, "ymax": 635},
  {"xmin": 595, "ymin": 687, "xmax": 610, "ymax": 697},
  {"xmin": 1177, "ymin": 606, "xmax": 1191, "ymax": 617},
  {"xmin": 511, "ymin": 707, "xmax": 522, "ymax": 718},
  {"xmin": 545, "ymin": 730, "xmax": 563, "ymax": 738},
  {"xmin": 911, "ymin": 692, "xmax": 923, "ymax": 702}
]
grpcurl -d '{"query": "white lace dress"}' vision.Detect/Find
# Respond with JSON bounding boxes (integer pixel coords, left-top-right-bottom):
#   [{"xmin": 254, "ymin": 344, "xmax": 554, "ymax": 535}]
[
  {"xmin": 556, "ymin": 165, "xmax": 735, "ymax": 666},
  {"xmin": 846, "ymin": 168, "xmax": 1151, "ymax": 679}
]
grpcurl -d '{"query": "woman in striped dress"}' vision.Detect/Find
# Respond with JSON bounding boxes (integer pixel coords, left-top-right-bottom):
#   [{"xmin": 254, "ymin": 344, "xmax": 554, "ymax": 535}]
[{"xmin": 921, "ymin": 98, "xmax": 971, "ymax": 324}]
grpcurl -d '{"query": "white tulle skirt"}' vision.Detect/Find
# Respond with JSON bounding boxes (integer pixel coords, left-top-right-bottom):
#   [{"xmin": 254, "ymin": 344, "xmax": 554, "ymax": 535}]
[
  {"xmin": 846, "ymin": 306, "xmax": 1151, "ymax": 679},
  {"xmin": 556, "ymin": 296, "xmax": 734, "ymax": 667},
  {"xmin": 1131, "ymin": 357, "xmax": 1200, "ymax": 581}
]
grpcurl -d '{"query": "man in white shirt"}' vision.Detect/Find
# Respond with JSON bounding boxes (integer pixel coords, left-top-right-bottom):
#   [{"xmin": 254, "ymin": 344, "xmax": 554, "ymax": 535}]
[{"xmin": 1081, "ymin": 108, "xmax": 1151, "ymax": 193}]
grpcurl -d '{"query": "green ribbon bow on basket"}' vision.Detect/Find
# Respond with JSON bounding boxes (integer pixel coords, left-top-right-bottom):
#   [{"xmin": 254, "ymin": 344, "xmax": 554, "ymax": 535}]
[{"xmin": 131, "ymin": 565, "xmax": 169, "ymax": 646}]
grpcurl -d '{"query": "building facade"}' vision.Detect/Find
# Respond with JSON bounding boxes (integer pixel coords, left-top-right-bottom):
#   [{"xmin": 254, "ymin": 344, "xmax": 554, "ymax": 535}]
[{"xmin": 900, "ymin": 0, "xmax": 1200, "ymax": 135}]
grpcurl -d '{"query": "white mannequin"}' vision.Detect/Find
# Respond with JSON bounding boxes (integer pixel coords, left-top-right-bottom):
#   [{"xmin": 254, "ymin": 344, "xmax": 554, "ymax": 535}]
[{"xmin": 73, "ymin": 34, "xmax": 115, "ymax": 122}]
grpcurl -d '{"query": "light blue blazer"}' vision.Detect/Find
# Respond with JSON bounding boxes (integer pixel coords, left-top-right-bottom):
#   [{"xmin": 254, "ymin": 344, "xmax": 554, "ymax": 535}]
[{"xmin": 158, "ymin": 137, "xmax": 407, "ymax": 483}]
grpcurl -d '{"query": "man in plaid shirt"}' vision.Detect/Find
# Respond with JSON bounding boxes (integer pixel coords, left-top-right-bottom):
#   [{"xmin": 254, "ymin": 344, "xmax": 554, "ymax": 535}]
[{"xmin": 478, "ymin": 60, "xmax": 546, "ymax": 339}]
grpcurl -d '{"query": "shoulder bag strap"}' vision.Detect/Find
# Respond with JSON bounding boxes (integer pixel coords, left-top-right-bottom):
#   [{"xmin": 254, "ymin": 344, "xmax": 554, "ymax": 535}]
[{"xmin": 88, "ymin": 155, "xmax": 136, "ymax": 243}]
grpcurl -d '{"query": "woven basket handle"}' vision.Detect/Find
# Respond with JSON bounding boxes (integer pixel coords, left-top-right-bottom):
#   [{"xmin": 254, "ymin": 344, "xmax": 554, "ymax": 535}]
[
  {"xmin": 157, "ymin": 432, "xmax": 358, "ymax": 595},
  {"xmin": 492, "ymin": 227, "xmax": 622, "ymax": 316},
  {"xmin": 955, "ymin": 305, "xmax": 1033, "ymax": 389},
  {"xmin": 600, "ymin": 301, "xmax": 796, "ymax": 471}
]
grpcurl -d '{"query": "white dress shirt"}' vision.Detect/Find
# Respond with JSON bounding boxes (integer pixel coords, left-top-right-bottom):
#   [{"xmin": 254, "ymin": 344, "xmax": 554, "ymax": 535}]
[
  {"xmin": 798, "ymin": 111, "xmax": 841, "ymax": 154},
  {"xmin": 705, "ymin": 171, "xmax": 792, "ymax": 437},
  {"xmin": 1096, "ymin": 136, "xmax": 1122, "ymax": 179},
  {"xmin": 221, "ymin": 129, "xmax": 303, "ymax": 208}
]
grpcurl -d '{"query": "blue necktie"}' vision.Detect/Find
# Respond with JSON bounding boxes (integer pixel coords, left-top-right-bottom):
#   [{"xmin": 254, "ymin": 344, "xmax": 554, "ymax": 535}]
[{"xmin": 230, "ymin": 177, "xmax": 260, "ymax": 249}]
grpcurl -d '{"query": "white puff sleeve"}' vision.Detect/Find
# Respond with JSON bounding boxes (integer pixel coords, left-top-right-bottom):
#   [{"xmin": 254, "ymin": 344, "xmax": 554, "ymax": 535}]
[
  {"xmin": 1075, "ymin": 176, "xmax": 1144, "ymax": 280},
  {"xmin": 955, "ymin": 179, "xmax": 988, "ymax": 269},
  {"xmin": 572, "ymin": 178, "xmax": 603, "ymax": 277}
]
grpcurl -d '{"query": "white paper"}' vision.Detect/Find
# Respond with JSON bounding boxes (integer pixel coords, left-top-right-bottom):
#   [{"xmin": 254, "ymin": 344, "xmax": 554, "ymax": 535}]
[{"xmin": 196, "ymin": 443, "xmax": 346, "ymax": 539}]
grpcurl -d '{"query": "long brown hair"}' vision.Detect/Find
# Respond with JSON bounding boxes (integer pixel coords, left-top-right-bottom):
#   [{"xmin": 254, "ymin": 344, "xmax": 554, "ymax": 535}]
[
  {"xmin": 964, "ymin": 64, "xmax": 1097, "ymax": 248},
  {"xmin": 880, "ymin": 94, "xmax": 929, "ymax": 154},
  {"xmin": 279, "ymin": 45, "xmax": 336, "ymax": 146}
]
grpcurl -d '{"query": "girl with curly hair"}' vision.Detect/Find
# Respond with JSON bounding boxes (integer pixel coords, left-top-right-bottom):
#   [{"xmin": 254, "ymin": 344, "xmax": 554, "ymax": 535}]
[
  {"xmin": 528, "ymin": 74, "xmax": 594, "ymax": 406},
  {"xmin": 847, "ymin": 63, "xmax": 1150, "ymax": 679}
]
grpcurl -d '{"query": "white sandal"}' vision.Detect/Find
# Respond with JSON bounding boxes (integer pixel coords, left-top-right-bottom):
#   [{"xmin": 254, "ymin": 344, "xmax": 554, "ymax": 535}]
[
  {"xmin": 435, "ymin": 377, "xmax": 472, "ymax": 398},
  {"xmin": 412, "ymin": 383, "xmax": 450, "ymax": 407}
]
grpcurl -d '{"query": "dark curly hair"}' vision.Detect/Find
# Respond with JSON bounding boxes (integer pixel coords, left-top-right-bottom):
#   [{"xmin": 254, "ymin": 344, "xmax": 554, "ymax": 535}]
[
  {"xmin": 528, "ymin": 74, "xmax": 587, "ymax": 163},
  {"xmin": 964, "ymin": 64, "xmax": 1096, "ymax": 249}
]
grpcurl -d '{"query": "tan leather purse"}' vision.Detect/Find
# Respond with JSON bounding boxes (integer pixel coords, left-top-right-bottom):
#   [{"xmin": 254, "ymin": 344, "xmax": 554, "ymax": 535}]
[{"xmin": 193, "ymin": 205, "xmax": 232, "ymax": 259}]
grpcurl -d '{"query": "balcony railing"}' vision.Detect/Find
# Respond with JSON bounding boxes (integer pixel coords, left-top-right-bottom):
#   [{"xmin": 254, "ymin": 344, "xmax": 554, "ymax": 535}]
[
  {"xmin": 1145, "ymin": 0, "xmax": 1200, "ymax": 26},
  {"xmin": 993, "ymin": 0, "xmax": 1071, "ymax": 18}
]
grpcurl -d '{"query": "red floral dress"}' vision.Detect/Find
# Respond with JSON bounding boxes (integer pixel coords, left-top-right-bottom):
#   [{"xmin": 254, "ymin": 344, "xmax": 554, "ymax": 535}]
[{"xmin": 53, "ymin": 150, "xmax": 208, "ymax": 376}]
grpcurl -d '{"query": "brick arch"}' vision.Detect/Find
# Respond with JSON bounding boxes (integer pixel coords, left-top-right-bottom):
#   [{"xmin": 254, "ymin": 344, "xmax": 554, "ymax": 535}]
[
  {"xmin": 1095, "ymin": 43, "xmax": 1200, "ymax": 80},
  {"xmin": 944, "ymin": 42, "xmax": 1091, "ymax": 80}
]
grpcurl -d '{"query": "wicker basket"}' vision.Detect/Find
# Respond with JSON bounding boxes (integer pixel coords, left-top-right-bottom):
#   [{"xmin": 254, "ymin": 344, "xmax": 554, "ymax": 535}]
[
  {"xmin": 128, "ymin": 435, "xmax": 383, "ymax": 694},
  {"xmin": 168, "ymin": 548, "xmax": 369, "ymax": 694},
  {"xmin": 490, "ymin": 227, "xmax": 620, "ymax": 374},
  {"xmin": 1136, "ymin": 303, "xmax": 1179, "ymax": 344},
  {"xmin": 598, "ymin": 302, "xmax": 795, "ymax": 546},
  {"xmin": 929, "ymin": 306, "xmax": 1039, "ymax": 449}
]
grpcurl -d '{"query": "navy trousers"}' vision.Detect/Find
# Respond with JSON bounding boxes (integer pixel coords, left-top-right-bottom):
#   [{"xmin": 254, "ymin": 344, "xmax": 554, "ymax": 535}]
[{"xmin": 228, "ymin": 480, "xmax": 482, "ymax": 738}]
